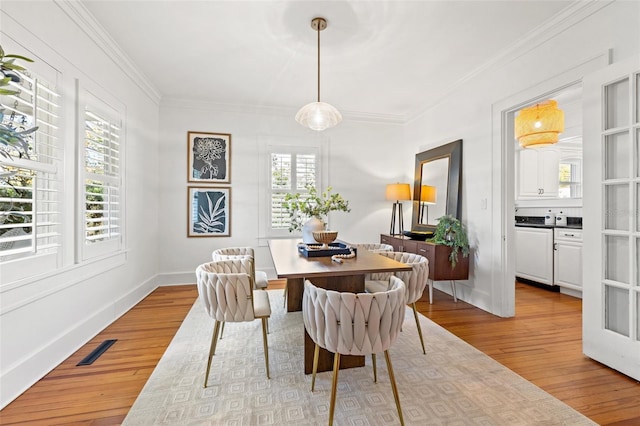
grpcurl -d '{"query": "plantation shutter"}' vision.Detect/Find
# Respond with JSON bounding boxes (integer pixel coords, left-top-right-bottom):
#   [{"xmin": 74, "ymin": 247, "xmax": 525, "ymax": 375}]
[
  {"xmin": 270, "ymin": 150, "xmax": 317, "ymax": 231},
  {"xmin": 82, "ymin": 103, "xmax": 122, "ymax": 258},
  {"xmin": 0, "ymin": 66, "xmax": 61, "ymax": 264}
]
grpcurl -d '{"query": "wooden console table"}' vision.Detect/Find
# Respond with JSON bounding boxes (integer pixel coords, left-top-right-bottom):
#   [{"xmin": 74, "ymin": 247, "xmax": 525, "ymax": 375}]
[{"xmin": 380, "ymin": 234, "xmax": 469, "ymax": 302}]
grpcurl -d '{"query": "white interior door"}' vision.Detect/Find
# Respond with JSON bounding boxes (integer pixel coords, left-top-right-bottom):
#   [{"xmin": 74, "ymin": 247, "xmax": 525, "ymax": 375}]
[{"xmin": 583, "ymin": 55, "xmax": 640, "ymax": 380}]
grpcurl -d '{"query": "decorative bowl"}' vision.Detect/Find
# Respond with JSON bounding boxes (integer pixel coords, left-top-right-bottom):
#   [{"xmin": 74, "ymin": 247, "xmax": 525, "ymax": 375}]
[{"xmin": 312, "ymin": 230, "xmax": 338, "ymax": 248}]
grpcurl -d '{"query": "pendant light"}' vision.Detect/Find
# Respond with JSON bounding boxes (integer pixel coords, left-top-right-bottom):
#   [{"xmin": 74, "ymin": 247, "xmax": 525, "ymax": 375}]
[
  {"xmin": 515, "ymin": 100, "xmax": 564, "ymax": 148},
  {"xmin": 295, "ymin": 17, "xmax": 342, "ymax": 131}
]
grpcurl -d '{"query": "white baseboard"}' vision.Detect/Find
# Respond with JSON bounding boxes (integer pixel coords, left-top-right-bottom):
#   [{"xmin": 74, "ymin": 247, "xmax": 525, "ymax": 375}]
[{"xmin": 0, "ymin": 276, "xmax": 156, "ymax": 409}]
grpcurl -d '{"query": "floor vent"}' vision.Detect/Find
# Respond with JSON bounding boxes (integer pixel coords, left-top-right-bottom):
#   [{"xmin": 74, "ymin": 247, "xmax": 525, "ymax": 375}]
[{"xmin": 77, "ymin": 339, "xmax": 117, "ymax": 366}]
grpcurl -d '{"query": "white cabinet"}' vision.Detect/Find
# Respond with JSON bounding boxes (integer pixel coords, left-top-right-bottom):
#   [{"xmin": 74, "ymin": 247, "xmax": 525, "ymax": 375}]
[
  {"xmin": 554, "ymin": 228, "xmax": 583, "ymax": 291},
  {"xmin": 517, "ymin": 148, "xmax": 559, "ymax": 198},
  {"xmin": 515, "ymin": 226, "xmax": 554, "ymax": 285}
]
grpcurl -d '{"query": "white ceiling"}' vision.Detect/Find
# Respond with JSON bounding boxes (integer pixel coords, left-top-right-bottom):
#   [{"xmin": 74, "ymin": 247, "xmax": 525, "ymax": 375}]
[{"xmin": 82, "ymin": 0, "xmax": 575, "ymax": 120}]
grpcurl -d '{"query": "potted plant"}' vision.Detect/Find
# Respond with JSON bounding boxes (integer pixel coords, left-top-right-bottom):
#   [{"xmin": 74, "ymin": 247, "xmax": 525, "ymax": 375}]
[
  {"xmin": 282, "ymin": 185, "xmax": 350, "ymax": 243},
  {"xmin": 0, "ymin": 44, "xmax": 37, "ymax": 167},
  {"xmin": 427, "ymin": 214, "xmax": 469, "ymax": 267}
]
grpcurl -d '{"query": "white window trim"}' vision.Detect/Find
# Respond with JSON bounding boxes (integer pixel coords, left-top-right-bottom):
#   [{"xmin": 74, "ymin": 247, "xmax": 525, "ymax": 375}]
[
  {"xmin": 0, "ymin": 38, "xmax": 63, "ymax": 282},
  {"xmin": 257, "ymin": 134, "xmax": 328, "ymax": 244},
  {"xmin": 77, "ymin": 85, "xmax": 126, "ymax": 262}
]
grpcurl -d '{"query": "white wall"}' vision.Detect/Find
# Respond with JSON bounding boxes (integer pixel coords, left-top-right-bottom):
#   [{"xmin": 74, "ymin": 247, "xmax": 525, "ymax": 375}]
[
  {"xmin": 2, "ymin": 0, "xmax": 638, "ymax": 411},
  {"xmin": 0, "ymin": 2, "xmax": 161, "ymax": 408},
  {"xmin": 157, "ymin": 101, "xmax": 408, "ymax": 281},
  {"xmin": 405, "ymin": 0, "xmax": 640, "ymax": 314}
]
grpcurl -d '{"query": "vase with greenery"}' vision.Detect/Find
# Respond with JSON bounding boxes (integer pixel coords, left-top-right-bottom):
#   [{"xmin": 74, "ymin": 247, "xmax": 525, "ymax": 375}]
[
  {"xmin": 282, "ymin": 185, "xmax": 350, "ymax": 243},
  {"xmin": 427, "ymin": 214, "xmax": 469, "ymax": 267}
]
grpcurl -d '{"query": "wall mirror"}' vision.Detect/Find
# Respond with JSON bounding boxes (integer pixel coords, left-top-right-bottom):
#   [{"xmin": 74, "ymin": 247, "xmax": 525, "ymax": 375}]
[{"xmin": 411, "ymin": 139, "xmax": 463, "ymax": 234}]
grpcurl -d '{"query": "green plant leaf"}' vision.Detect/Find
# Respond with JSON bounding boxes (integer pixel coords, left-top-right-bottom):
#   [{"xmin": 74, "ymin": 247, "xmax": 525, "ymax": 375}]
[{"xmin": 3, "ymin": 54, "xmax": 33, "ymax": 62}]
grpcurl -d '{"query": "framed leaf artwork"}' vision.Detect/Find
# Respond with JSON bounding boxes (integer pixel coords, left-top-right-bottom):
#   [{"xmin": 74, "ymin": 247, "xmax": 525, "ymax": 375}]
[
  {"xmin": 188, "ymin": 187, "xmax": 231, "ymax": 237},
  {"xmin": 187, "ymin": 131, "xmax": 231, "ymax": 183}
]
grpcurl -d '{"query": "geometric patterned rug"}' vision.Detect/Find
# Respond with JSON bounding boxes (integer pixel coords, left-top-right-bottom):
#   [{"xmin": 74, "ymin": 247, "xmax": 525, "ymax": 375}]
[{"xmin": 123, "ymin": 290, "xmax": 595, "ymax": 425}]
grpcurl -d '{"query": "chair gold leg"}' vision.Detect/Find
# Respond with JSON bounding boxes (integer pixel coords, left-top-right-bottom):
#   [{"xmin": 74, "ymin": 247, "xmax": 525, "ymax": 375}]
[
  {"xmin": 372, "ymin": 353, "xmax": 377, "ymax": 383},
  {"xmin": 204, "ymin": 321, "xmax": 221, "ymax": 388},
  {"xmin": 384, "ymin": 350, "xmax": 404, "ymax": 426},
  {"xmin": 412, "ymin": 303, "xmax": 426, "ymax": 355},
  {"xmin": 329, "ymin": 353, "xmax": 341, "ymax": 426},
  {"xmin": 219, "ymin": 322, "xmax": 225, "ymax": 339},
  {"xmin": 261, "ymin": 317, "xmax": 270, "ymax": 379},
  {"xmin": 311, "ymin": 343, "xmax": 320, "ymax": 391}
]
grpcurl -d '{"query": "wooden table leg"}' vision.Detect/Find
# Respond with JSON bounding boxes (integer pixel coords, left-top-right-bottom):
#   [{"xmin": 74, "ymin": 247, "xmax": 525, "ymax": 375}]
[
  {"xmin": 286, "ymin": 278, "xmax": 304, "ymax": 312},
  {"xmin": 302, "ymin": 275, "xmax": 366, "ymax": 374}
]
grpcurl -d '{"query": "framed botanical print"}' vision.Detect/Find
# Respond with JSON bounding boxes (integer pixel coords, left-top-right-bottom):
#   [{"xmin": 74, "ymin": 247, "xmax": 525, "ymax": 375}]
[
  {"xmin": 187, "ymin": 131, "xmax": 231, "ymax": 183},
  {"xmin": 188, "ymin": 187, "xmax": 231, "ymax": 237}
]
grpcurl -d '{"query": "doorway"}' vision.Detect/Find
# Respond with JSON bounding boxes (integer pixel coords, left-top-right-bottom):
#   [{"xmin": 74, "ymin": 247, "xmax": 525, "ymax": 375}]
[{"xmin": 490, "ymin": 51, "xmax": 610, "ymax": 318}]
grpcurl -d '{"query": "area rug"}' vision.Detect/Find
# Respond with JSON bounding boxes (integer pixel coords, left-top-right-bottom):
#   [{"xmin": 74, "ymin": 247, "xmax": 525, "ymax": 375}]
[{"xmin": 123, "ymin": 290, "xmax": 595, "ymax": 425}]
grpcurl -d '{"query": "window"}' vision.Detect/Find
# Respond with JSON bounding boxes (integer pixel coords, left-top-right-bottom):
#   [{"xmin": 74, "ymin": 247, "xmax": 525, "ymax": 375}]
[
  {"xmin": 0, "ymin": 64, "xmax": 62, "ymax": 268},
  {"xmin": 558, "ymin": 157, "xmax": 582, "ymax": 198},
  {"xmin": 81, "ymin": 94, "xmax": 123, "ymax": 260},
  {"xmin": 267, "ymin": 146, "xmax": 320, "ymax": 236}
]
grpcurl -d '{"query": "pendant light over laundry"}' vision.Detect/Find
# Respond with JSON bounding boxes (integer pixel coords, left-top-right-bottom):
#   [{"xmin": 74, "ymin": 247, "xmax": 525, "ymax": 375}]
[
  {"xmin": 295, "ymin": 17, "xmax": 342, "ymax": 131},
  {"xmin": 515, "ymin": 100, "xmax": 564, "ymax": 148}
]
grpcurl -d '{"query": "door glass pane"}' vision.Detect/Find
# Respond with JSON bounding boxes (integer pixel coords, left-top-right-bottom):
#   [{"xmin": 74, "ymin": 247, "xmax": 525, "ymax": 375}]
[
  {"xmin": 605, "ymin": 235, "xmax": 629, "ymax": 284},
  {"xmin": 605, "ymin": 132, "xmax": 629, "ymax": 179},
  {"xmin": 637, "ymin": 237, "xmax": 640, "ymax": 286},
  {"xmin": 636, "ymin": 72, "xmax": 639, "ymax": 124},
  {"xmin": 605, "ymin": 285, "xmax": 629, "ymax": 337},
  {"xmin": 605, "ymin": 184, "xmax": 629, "ymax": 231},
  {"xmin": 605, "ymin": 78, "xmax": 629, "ymax": 130},
  {"xmin": 637, "ymin": 128, "xmax": 640, "ymax": 177},
  {"xmin": 636, "ymin": 292, "xmax": 640, "ymax": 341}
]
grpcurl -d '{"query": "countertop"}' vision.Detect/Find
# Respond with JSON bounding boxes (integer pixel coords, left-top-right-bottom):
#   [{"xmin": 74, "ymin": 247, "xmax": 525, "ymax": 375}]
[{"xmin": 515, "ymin": 215, "xmax": 582, "ymax": 230}]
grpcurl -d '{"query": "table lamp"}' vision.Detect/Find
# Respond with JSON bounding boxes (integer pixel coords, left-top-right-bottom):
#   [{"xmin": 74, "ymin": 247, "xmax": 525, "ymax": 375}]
[
  {"xmin": 386, "ymin": 183, "xmax": 412, "ymax": 236},
  {"xmin": 419, "ymin": 185, "xmax": 437, "ymax": 223}
]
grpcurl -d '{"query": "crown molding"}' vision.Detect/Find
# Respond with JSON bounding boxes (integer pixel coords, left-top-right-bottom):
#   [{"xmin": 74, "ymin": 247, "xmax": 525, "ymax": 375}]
[
  {"xmin": 406, "ymin": 0, "xmax": 615, "ymax": 124},
  {"xmin": 55, "ymin": 0, "xmax": 162, "ymax": 105},
  {"xmin": 161, "ymin": 97, "xmax": 407, "ymax": 126}
]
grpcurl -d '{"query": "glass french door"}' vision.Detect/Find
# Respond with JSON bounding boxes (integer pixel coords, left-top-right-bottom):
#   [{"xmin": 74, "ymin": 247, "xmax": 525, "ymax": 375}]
[{"xmin": 582, "ymin": 56, "xmax": 640, "ymax": 380}]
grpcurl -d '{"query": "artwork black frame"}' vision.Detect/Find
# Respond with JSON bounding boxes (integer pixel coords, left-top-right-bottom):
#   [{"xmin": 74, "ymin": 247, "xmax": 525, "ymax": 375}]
[{"xmin": 187, "ymin": 131, "xmax": 231, "ymax": 183}]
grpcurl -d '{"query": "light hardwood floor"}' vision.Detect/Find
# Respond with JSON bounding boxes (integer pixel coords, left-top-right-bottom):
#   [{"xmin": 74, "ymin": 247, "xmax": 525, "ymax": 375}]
[{"xmin": 1, "ymin": 281, "xmax": 638, "ymax": 425}]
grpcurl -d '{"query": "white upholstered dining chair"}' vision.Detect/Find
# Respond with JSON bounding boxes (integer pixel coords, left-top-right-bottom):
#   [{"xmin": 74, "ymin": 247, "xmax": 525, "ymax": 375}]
[
  {"xmin": 364, "ymin": 251, "xmax": 429, "ymax": 354},
  {"xmin": 303, "ymin": 277, "xmax": 406, "ymax": 426},
  {"xmin": 212, "ymin": 246, "xmax": 269, "ymax": 289},
  {"xmin": 351, "ymin": 242, "xmax": 394, "ymax": 253},
  {"xmin": 195, "ymin": 259, "xmax": 271, "ymax": 387}
]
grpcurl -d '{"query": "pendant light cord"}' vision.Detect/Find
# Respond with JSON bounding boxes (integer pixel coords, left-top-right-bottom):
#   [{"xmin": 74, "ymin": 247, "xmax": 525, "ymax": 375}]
[{"xmin": 317, "ymin": 23, "xmax": 321, "ymax": 103}]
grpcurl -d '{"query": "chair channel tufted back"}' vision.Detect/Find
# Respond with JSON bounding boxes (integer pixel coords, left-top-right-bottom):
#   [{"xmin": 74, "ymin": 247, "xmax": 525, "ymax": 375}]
[
  {"xmin": 303, "ymin": 277, "xmax": 406, "ymax": 356},
  {"xmin": 212, "ymin": 246, "xmax": 255, "ymax": 260},
  {"xmin": 196, "ymin": 260, "xmax": 256, "ymax": 323},
  {"xmin": 352, "ymin": 243, "xmax": 394, "ymax": 253},
  {"xmin": 367, "ymin": 252, "xmax": 428, "ymax": 304}
]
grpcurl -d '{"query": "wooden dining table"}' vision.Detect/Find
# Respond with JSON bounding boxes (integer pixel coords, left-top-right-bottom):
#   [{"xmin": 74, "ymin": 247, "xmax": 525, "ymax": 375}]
[{"xmin": 267, "ymin": 238, "xmax": 411, "ymax": 374}]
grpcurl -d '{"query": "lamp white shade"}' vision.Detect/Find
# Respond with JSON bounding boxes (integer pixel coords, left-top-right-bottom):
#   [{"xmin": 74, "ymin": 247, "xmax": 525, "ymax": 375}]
[
  {"xmin": 295, "ymin": 101, "xmax": 342, "ymax": 131},
  {"xmin": 386, "ymin": 183, "xmax": 412, "ymax": 201}
]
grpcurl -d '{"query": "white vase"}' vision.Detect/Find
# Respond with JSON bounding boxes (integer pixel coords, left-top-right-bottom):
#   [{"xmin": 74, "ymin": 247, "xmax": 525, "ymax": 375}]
[{"xmin": 302, "ymin": 216, "xmax": 325, "ymax": 244}]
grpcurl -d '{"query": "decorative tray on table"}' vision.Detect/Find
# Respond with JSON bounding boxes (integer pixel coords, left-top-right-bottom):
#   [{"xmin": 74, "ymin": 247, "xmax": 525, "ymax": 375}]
[{"xmin": 297, "ymin": 242, "xmax": 357, "ymax": 258}]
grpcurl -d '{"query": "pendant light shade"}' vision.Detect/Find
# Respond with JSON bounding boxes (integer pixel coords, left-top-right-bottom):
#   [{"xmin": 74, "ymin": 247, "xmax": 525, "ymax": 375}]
[
  {"xmin": 295, "ymin": 101, "xmax": 342, "ymax": 131},
  {"xmin": 296, "ymin": 17, "xmax": 342, "ymax": 131},
  {"xmin": 515, "ymin": 100, "xmax": 564, "ymax": 148}
]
